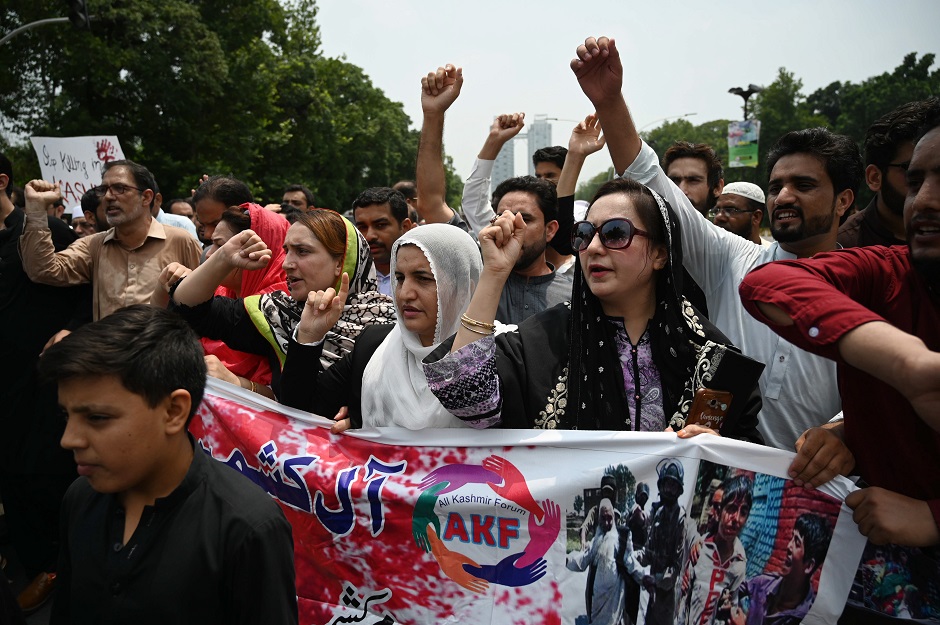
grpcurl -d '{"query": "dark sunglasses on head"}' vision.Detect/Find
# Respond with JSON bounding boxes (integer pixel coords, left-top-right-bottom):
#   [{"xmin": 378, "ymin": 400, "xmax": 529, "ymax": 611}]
[{"xmin": 571, "ymin": 218, "xmax": 649, "ymax": 251}]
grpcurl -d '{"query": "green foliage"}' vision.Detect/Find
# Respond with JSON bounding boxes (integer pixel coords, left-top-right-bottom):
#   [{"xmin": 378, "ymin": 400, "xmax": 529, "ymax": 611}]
[
  {"xmin": 748, "ymin": 68, "xmax": 829, "ymax": 185},
  {"xmin": 637, "ymin": 54, "xmax": 940, "ymax": 195},
  {"xmin": 1, "ymin": 0, "xmax": 459, "ymax": 211},
  {"xmin": 575, "ymin": 167, "xmax": 615, "ymax": 202},
  {"xmin": 573, "ymin": 494, "xmax": 583, "ymax": 515}
]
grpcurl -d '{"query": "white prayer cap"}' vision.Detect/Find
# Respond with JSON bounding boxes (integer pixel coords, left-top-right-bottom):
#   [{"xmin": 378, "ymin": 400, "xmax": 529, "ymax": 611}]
[
  {"xmin": 70, "ymin": 205, "xmax": 85, "ymax": 220},
  {"xmin": 722, "ymin": 182, "xmax": 765, "ymax": 204}
]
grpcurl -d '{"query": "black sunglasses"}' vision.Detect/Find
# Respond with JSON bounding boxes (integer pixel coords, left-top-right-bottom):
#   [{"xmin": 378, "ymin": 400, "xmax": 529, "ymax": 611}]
[{"xmin": 571, "ymin": 218, "xmax": 649, "ymax": 252}]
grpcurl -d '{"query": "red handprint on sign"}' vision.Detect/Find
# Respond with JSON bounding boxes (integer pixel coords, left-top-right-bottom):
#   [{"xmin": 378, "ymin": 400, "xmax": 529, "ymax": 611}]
[{"xmin": 96, "ymin": 139, "xmax": 116, "ymax": 163}]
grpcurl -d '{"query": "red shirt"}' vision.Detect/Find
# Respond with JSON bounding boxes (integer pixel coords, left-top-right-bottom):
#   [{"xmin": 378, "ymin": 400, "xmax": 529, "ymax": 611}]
[{"xmin": 739, "ymin": 245, "xmax": 940, "ymax": 529}]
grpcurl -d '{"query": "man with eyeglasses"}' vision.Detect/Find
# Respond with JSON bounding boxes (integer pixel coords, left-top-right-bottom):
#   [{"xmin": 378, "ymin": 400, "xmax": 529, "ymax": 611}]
[
  {"xmin": 839, "ymin": 98, "xmax": 940, "ymax": 248},
  {"xmin": 571, "ymin": 36, "xmax": 862, "ymax": 451},
  {"xmin": 19, "ymin": 159, "xmax": 201, "ymax": 321},
  {"xmin": 709, "ymin": 182, "xmax": 768, "ymax": 246}
]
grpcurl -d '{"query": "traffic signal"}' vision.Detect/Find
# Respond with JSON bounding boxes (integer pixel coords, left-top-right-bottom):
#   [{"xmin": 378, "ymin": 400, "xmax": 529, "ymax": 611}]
[{"xmin": 67, "ymin": 0, "xmax": 90, "ymax": 29}]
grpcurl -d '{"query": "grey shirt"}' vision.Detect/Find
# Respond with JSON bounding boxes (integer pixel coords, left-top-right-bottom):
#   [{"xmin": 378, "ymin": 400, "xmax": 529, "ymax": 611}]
[{"xmin": 496, "ymin": 265, "xmax": 573, "ymax": 324}]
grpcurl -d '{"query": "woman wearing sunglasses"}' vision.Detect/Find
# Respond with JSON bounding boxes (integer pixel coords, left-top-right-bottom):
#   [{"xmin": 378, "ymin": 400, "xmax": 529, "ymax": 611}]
[{"xmin": 424, "ymin": 177, "xmax": 764, "ymax": 440}]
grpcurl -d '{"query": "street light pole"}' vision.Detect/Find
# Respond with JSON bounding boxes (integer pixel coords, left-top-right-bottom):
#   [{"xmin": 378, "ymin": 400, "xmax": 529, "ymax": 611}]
[
  {"xmin": 639, "ymin": 112, "xmax": 698, "ymax": 132},
  {"xmin": 0, "ymin": 17, "xmax": 70, "ymax": 47},
  {"xmin": 728, "ymin": 84, "xmax": 762, "ymax": 120}
]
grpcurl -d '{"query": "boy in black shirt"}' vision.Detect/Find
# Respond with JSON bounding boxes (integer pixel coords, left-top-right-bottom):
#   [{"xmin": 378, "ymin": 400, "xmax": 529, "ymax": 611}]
[{"xmin": 41, "ymin": 305, "xmax": 298, "ymax": 625}]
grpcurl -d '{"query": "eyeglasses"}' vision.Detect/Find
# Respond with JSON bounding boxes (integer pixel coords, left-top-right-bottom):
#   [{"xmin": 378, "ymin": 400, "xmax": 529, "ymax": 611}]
[
  {"xmin": 571, "ymin": 218, "xmax": 648, "ymax": 252},
  {"xmin": 885, "ymin": 161, "xmax": 910, "ymax": 171},
  {"xmin": 708, "ymin": 206, "xmax": 756, "ymax": 217},
  {"xmin": 93, "ymin": 183, "xmax": 142, "ymax": 198}
]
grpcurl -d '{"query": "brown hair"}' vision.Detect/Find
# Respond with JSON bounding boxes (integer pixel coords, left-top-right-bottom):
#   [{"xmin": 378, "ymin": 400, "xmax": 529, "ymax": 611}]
[{"xmin": 293, "ymin": 209, "xmax": 347, "ymax": 258}]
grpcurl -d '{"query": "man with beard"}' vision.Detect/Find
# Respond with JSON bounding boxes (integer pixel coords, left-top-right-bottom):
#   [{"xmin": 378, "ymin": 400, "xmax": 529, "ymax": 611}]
[
  {"xmin": 637, "ymin": 459, "xmax": 687, "ymax": 625},
  {"xmin": 839, "ymin": 98, "xmax": 940, "ymax": 248},
  {"xmin": 19, "ymin": 160, "xmax": 201, "ymax": 320},
  {"xmin": 710, "ymin": 182, "xmax": 768, "ymax": 246},
  {"xmin": 663, "ymin": 142, "xmax": 725, "ymax": 217},
  {"xmin": 567, "ymin": 498, "xmax": 643, "ymax": 625},
  {"xmin": 490, "ymin": 175, "xmax": 572, "ymax": 323},
  {"xmin": 740, "ymin": 112, "xmax": 940, "ymax": 590},
  {"xmin": 569, "ymin": 35, "xmax": 862, "ymax": 451}
]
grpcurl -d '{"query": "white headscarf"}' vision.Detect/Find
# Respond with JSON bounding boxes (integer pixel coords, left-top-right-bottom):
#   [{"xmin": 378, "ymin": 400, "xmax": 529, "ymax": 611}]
[{"xmin": 360, "ymin": 224, "xmax": 482, "ymax": 428}]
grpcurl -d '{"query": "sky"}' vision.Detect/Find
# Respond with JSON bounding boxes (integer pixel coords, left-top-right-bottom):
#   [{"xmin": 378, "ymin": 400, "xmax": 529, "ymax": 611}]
[{"xmin": 315, "ymin": 0, "xmax": 940, "ymax": 183}]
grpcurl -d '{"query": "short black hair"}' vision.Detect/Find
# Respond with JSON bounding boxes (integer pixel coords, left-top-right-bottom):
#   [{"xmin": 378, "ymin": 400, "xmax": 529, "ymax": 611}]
[
  {"xmin": 663, "ymin": 141, "xmax": 725, "ymax": 192},
  {"xmin": 103, "ymin": 160, "xmax": 157, "ymax": 197},
  {"xmin": 719, "ymin": 474, "xmax": 753, "ymax": 512},
  {"xmin": 80, "ymin": 187, "xmax": 100, "ymax": 215},
  {"xmin": 914, "ymin": 102, "xmax": 940, "ymax": 145},
  {"xmin": 351, "ymin": 187, "xmax": 409, "ymax": 224},
  {"xmin": 192, "ymin": 175, "xmax": 254, "ymax": 208},
  {"xmin": 284, "ymin": 184, "xmax": 315, "ymax": 207},
  {"xmin": 0, "ymin": 152, "xmax": 12, "ymax": 198},
  {"xmin": 169, "ymin": 197, "xmax": 194, "ymax": 209},
  {"xmin": 9, "ymin": 185, "xmax": 25, "ymax": 208},
  {"xmin": 39, "ymin": 305, "xmax": 207, "ymax": 422},
  {"xmin": 865, "ymin": 98, "xmax": 940, "ymax": 171},
  {"xmin": 532, "ymin": 146, "xmax": 567, "ymax": 170},
  {"xmin": 766, "ymin": 128, "xmax": 863, "ymax": 199},
  {"xmin": 794, "ymin": 513, "xmax": 831, "ymax": 570},
  {"xmin": 392, "ymin": 180, "xmax": 417, "ymax": 201},
  {"xmin": 491, "ymin": 176, "xmax": 558, "ymax": 222}
]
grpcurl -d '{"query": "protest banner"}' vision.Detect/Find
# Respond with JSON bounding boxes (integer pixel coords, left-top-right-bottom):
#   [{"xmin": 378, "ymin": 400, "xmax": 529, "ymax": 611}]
[
  {"xmin": 29, "ymin": 135, "xmax": 125, "ymax": 206},
  {"xmin": 727, "ymin": 121, "xmax": 761, "ymax": 169},
  {"xmin": 193, "ymin": 379, "xmax": 868, "ymax": 625}
]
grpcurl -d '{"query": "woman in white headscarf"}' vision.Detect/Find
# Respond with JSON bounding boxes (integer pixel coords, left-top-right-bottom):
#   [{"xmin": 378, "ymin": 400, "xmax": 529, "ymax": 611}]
[{"xmin": 280, "ymin": 224, "xmax": 482, "ymax": 430}]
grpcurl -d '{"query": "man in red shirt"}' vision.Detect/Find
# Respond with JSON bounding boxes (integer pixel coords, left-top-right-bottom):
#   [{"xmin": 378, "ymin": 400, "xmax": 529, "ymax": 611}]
[{"xmin": 739, "ymin": 113, "xmax": 940, "ymax": 549}]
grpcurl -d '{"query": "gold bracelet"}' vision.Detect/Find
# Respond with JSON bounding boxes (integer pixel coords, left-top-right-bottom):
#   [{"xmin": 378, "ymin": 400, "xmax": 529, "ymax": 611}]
[
  {"xmin": 460, "ymin": 313, "xmax": 496, "ymax": 332},
  {"xmin": 250, "ymin": 380, "xmax": 257, "ymax": 394},
  {"xmin": 460, "ymin": 319, "xmax": 494, "ymax": 336}
]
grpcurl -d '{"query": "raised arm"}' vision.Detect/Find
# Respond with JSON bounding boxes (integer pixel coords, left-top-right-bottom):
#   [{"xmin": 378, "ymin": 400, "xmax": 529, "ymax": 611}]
[
  {"xmin": 570, "ymin": 37, "xmax": 641, "ymax": 174},
  {"xmin": 756, "ymin": 305, "xmax": 940, "ymax": 433},
  {"xmin": 416, "ymin": 63, "xmax": 464, "ymax": 224},
  {"xmin": 740, "ymin": 250, "xmax": 940, "ymax": 433},
  {"xmin": 451, "ymin": 210, "xmax": 525, "ymax": 352},
  {"xmin": 171, "ymin": 230, "xmax": 271, "ymax": 306},
  {"xmin": 557, "ymin": 113, "xmax": 606, "ymax": 197},
  {"xmin": 20, "ymin": 180, "xmax": 95, "ymax": 286},
  {"xmin": 463, "ymin": 113, "xmax": 526, "ymax": 235}
]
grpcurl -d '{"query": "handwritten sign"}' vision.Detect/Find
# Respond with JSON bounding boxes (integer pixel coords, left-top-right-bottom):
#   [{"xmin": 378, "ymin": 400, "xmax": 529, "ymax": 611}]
[{"xmin": 29, "ymin": 136, "xmax": 125, "ymax": 205}]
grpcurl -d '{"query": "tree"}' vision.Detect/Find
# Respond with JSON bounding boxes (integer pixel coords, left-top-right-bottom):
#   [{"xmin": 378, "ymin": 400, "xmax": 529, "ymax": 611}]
[
  {"xmin": 604, "ymin": 464, "xmax": 637, "ymax": 515},
  {"xmin": 573, "ymin": 494, "xmax": 584, "ymax": 516},
  {"xmin": 1, "ymin": 0, "xmax": 462, "ymax": 208},
  {"xmin": 748, "ymin": 68, "xmax": 829, "ymax": 185},
  {"xmin": 575, "ymin": 167, "xmax": 614, "ymax": 202}
]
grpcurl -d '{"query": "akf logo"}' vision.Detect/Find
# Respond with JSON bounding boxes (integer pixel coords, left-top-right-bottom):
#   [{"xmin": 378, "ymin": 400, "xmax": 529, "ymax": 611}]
[{"xmin": 412, "ymin": 455, "xmax": 560, "ymax": 593}]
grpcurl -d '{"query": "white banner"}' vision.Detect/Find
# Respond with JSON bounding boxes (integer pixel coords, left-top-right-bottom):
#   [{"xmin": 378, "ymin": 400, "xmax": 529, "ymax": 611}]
[
  {"xmin": 194, "ymin": 379, "xmax": 869, "ymax": 625},
  {"xmin": 29, "ymin": 135, "xmax": 125, "ymax": 205}
]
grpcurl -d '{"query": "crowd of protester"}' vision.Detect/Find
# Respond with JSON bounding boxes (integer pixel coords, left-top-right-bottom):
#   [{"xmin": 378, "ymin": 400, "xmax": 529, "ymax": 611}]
[{"xmin": 0, "ymin": 34, "xmax": 938, "ymax": 624}]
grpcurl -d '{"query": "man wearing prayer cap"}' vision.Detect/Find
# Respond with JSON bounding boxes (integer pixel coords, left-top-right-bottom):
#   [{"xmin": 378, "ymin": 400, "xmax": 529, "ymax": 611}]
[{"xmin": 710, "ymin": 181, "xmax": 767, "ymax": 245}]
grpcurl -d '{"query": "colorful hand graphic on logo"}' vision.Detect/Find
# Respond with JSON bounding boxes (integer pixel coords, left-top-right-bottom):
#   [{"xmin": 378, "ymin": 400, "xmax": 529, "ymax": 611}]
[
  {"xmin": 420, "ymin": 464, "xmax": 499, "ymax": 495},
  {"xmin": 462, "ymin": 552, "xmax": 548, "ymax": 587},
  {"xmin": 413, "ymin": 482, "xmax": 447, "ymax": 552},
  {"xmin": 517, "ymin": 499, "xmax": 560, "ymax": 567},
  {"xmin": 483, "ymin": 455, "xmax": 544, "ymax": 521},
  {"xmin": 415, "ymin": 458, "xmax": 555, "ymax": 591},
  {"xmin": 427, "ymin": 526, "xmax": 489, "ymax": 594}
]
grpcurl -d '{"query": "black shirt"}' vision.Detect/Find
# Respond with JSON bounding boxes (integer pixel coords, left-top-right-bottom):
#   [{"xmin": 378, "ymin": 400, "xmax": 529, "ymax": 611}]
[{"xmin": 52, "ymin": 437, "xmax": 298, "ymax": 625}]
